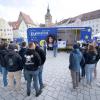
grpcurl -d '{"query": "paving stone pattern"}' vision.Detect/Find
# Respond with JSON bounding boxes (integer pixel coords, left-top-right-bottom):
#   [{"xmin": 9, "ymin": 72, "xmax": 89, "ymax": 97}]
[{"xmin": 0, "ymin": 51, "xmax": 100, "ymax": 100}]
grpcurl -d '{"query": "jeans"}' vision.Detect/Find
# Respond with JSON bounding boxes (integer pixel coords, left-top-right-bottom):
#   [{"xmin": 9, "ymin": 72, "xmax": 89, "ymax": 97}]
[
  {"xmin": 44, "ymin": 47, "xmax": 47, "ymax": 55},
  {"xmin": 0, "ymin": 65, "xmax": 2, "ymax": 73},
  {"xmin": 70, "ymin": 70, "xmax": 80, "ymax": 89},
  {"xmin": 85, "ymin": 64, "xmax": 95, "ymax": 84},
  {"xmin": 25, "ymin": 69, "xmax": 39, "ymax": 94},
  {"xmin": 23, "ymin": 69, "xmax": 27, "ymax": 81},
  {"xmin": 81, "ymin": 65, "xmax": 85, "ymax": 77},
  {"xmin": 94, "ymin": 63, "xmax": 97, "ymax": 79},
  {"xmin": 38, "ymin": 65, "xmax": 43, "ymax": 89},
  {"xmin": 2, "ymin": 67, "xmax": 8, "ymax": 87},
  {"xmin": 53, "ymin": 48, "xmax": 57, "ymax": 57}
]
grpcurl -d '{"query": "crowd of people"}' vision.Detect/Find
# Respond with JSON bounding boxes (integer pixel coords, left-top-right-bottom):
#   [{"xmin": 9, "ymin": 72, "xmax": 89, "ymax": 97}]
[
  {"xmin": 0, "ymin": 40, "xmax": 100, "ymax": 97},
  {"xmin": 69, "ymin": 42, "xmax": 100, "ymax": 90},
  {"xmin": 0, "ymin": 41, "xmax": 46, "ymax": 97}
]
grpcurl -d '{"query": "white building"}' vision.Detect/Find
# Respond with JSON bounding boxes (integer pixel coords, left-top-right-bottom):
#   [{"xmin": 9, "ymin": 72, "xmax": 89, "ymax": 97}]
[
  {"xmin": 55, "ymin": 10, "xmax": 100, "ymax": 36},
  {"xmin": 9, "ymin": 12, "xmax": 37, "ymax": 43},
  {"xmin": 0, "ymin": 18, "xmax": 13, "ymax": 43}
]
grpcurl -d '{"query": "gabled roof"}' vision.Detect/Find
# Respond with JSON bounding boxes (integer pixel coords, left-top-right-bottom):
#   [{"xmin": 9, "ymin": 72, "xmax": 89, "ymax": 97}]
[
  {"xmin": 55, "ymin": 18, "xmax": 70, "ymax": 25},
  {"xmin": 80, "ymin": 10, "xmax": 100, "ymax": 21},
  {"xmin": 8, "ymin": 21, "xmax": 20, "ymax": 30},
  {"xmin": 55, "ymin": 9, "xmax": 100, "ymax": 25},
  {"xmin": 9, "ymin": 12, "xmax": 36, "ymax": 30},
  {"xmin": 19, "ymin": 12, "xmax": 35, "ymax": 25}
]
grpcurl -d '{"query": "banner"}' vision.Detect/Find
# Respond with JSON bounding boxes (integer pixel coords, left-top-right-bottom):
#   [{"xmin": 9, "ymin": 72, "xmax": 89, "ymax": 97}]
[
  {"xmin": 80, "ymin": 27, "xmax": 92, "ymax": 41},
  {"xmin": 58, "ymin": 41, "xmax": 66, "ymax": 48},
  {"xmin": 27, "ymin": 28, "xmax": 57, "ymax": 43}
]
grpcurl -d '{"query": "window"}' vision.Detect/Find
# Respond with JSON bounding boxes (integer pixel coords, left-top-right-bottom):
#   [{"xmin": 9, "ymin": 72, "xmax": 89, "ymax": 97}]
[
  {"xmin": 0, "ymin": 29, "xmax": 2, "ymax": 31},
  {"xmin": 96, "ymin": 29, "xmax": 98, "ymax": 32},
  {"xmin": 92, "ymin": 29, "xmax": 94, "ymax": 32},
  {"xmin": 4, "ymin": 29, "xmax": 6, "ymax": 32},
  {"xmin": 96, "ymin": 24, "xmax": 98, "ymax": 27}
]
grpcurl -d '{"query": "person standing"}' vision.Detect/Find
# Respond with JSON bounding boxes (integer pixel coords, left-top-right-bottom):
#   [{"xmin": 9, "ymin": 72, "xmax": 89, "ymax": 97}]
[
  {"xmin": 0, "ymin": 43, "xmax": 8, "ymax": 87},
  {"xmin": 69, "ymin": 44, "xmax": 82, "ymax": 89},
  {"xmin": 84, "ymin": 44, "xmax": 97, "ymax": 87},
  {"xmin": 24, "ymin": 43, "xmax": 42, "ymax": 97},
  {"xmin": 53, "ymin": 40, "xmax": 58, "ymax": 57},
  {"xmin": 94, "ymin": 45, "xmax": 100, "ymax": 79},
  {"xmin": 0, "ymin": 44, "xmax": 3, "ymax": 74},
  {"xmin": 19, "ymin": 42, "xmax": 27, "ymax": 81},
  {"xmin": 80, "ymin": 44, "xmax": 88, "ymax": 78},
  {"xmin": 43, "ymin": 41, "xmax": 47, "ymax": 55},
  {"xmin": 35, "ymin": 43, "xmax": 46, "ymax": 90},
  {"xmin": 5, "ymin": 44, "xmax": 23, "ymax": 91}
]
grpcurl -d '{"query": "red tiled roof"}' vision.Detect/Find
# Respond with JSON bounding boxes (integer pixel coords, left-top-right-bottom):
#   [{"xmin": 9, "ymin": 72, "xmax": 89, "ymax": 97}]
[
  {"xmin": 55, "ymin": 18, "xmax": 70, "ymax": 25},
  {"xmin": 8, "ymin": 21, "xmax": 20, "ymax": 30},
  {"xmin": 20, "ymin": 12, "xmax": 35, "ymax": 25},
  {"xmin": 9, "ymin": 12, "xmax": 36, "ymax": 30},
  {"xmin": 80, "ymin": 10, "xmax": 100, "ymax": 21},
  {"xmin": 56, "ymin": 9, "xmax": 100, "ymax": 25}
]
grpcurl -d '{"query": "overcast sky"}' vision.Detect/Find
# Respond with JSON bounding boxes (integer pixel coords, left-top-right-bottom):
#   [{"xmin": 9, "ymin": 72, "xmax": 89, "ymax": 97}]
[{"xmin": 0, "ymin": 0, "xmax": 100, "ymax": 24}]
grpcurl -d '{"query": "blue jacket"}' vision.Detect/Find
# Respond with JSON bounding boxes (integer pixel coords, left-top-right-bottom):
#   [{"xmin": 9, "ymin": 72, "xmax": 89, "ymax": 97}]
[{"xmin": 69, "ymin": 49, "xmax": 82, "ymax": 72}]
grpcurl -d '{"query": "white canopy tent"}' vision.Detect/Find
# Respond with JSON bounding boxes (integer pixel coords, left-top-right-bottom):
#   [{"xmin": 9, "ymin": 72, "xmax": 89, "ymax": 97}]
[{"xmin": 93, "ymin": 33, "xmax": 100, "ymax": 37}]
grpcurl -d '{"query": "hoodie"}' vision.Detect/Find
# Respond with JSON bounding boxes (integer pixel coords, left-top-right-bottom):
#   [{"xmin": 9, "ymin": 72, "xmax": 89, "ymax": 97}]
[
  {"xmin": 24, "ymin": 49, "xmax": 41, "ymax": 71},
  {"xmin": 5, "ymin": 49, "xmax": 23, "ymax": 72}
]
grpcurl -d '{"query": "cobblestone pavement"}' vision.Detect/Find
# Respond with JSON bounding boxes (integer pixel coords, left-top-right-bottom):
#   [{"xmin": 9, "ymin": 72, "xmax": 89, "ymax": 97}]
[{"xmin": 0, "ymin": 51, "xmax": 100, "ymax": 100}]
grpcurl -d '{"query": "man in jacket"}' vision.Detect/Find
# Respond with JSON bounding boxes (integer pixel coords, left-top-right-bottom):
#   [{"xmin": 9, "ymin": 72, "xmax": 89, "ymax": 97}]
[
  {"xmin": 19, "ymin": 42, "xmax": 27, "ymax": 81},
  {"xmin": 24, "ymin": 42, "xmax": 42, "ymax": 97},
  {"xmin": 35, "ymin": 43, "xmax": 46, "ymax": 90},
  {"xmin": 5, "ymin": 44, "xmax": 23, "ymax": 91},
  {"xmin": 69, "ymin": 44, "xmax": 82, "ymax": 89},
  {"xmin": 0, "ymin": 43, "xmax": 8, "ymax": 87}
]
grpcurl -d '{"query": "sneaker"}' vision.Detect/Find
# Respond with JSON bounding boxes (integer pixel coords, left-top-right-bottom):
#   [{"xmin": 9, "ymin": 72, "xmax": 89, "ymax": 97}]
[
  {"xmin": 71, "ymin": 88, "xmax": 77, "ymax": 92},
  {"xmin": 40, "ymin": 84, "xmax": 46, "ymax": 90},
  {"xmin": 35, "ymin": 90, "xmax": 42, "ymax": 97},
  {"xmin": 27, "ymin": 92, "xmax": 30, "ymax": 96},
  {"xmin": 86, "ymin": 84, "xmax": 92, "ymax": 89}
]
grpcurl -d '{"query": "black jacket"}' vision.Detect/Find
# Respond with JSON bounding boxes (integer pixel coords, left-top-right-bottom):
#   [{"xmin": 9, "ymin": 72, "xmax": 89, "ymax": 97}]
[
  {"xmin": 96, "ymin": 46, "xmax": 100, "ymax": 62},
  {"xmin": 5, "ymin": 49, "xmax": 23, "ymax": 72},
  {"xmin": 24, "ymin": 49, "xmax": 41, "ymax": 71},
  {"xmin": 19, "ymin": 47, "xmax": 27, "ymax": 66},
  {"xmin": 0, "ymin": 49, "xmax": 8, "ymax": 67},
  {"xmin": 84, "ymin": 51, "xmax": 97, "ymax": 64},
  {"xmin": 35, "ymin": 46, "xmax": 46, "ymax": 65}
]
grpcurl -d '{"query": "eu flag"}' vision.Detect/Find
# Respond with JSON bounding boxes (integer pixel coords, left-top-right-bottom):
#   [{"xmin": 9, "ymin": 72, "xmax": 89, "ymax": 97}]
[{"xmin": 80, "ymin": 28, "xmax": 91, "ymax": 41}]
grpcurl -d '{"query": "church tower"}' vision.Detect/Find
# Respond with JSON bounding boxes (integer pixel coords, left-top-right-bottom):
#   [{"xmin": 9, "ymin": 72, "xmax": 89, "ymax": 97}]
[{"xmin": 45, "ymin": 5, "xmax": 52, "ymax": 27}]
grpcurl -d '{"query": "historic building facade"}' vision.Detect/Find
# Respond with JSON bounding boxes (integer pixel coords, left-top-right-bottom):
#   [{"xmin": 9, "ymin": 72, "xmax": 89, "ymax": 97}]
[
  {"xmin": 9, "ymin": 12, "xmax": 37, "ymax": 43},
  {"xmin": 45, "ymin": 5, "xmax": 52, "ymax": 27},
  {"xmin": 0, "ymin": 18, "xmax": 13, "ymax": 43}
]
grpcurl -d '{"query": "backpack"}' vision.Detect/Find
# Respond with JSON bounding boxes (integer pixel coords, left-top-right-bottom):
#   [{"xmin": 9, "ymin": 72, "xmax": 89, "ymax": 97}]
[
  {"xmin": 24, "ymin": 54, "xmax": 34, "ymax": 66},
  {"xmin": 6, "ymin": 54, "xmax": 16, "ymax": 67}
]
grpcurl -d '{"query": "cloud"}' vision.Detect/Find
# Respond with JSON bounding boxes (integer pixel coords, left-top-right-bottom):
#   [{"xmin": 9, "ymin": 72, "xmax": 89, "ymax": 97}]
[
  {"xmin": 0, "ymin": 0, "xmax": 36, "ymax": 7},
  {"xmin": 0, "ymin": 0, "xmax": 100, "ymax": 23}
]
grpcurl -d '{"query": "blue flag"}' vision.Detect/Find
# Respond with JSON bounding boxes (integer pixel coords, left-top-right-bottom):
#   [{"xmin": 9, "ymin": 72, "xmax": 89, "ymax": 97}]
[{"xmin": 80, "ymin": 28, "xmax": 92, "ymax": 41}]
